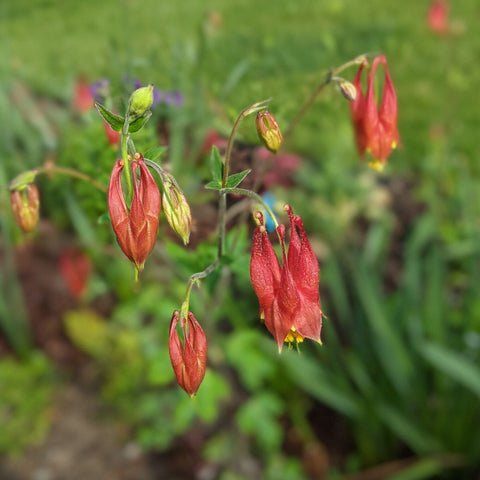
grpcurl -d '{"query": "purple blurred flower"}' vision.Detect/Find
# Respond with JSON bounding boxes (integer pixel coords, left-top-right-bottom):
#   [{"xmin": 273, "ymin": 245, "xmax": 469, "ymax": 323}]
[
  {"xmin": 90, "ymin": 79, "xmax": 110, "ymax": 103},
  {"xmin": 164, "ymin": 90, "xmax": 183, "ymax": 107}
]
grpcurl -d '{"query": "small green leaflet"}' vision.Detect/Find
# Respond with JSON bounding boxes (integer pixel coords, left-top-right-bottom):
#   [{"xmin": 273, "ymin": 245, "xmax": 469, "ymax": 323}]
[
  {"xmin": 129, "ymin": 111, "xmax": 152, "ymax": 133},
  {"xmin": 95, "ymin": 103, "xmax": 124, "ymax": 131},
  {"xmin": 225, "ymin": 169, "xmax": 251, "ymax": 188},
  {"xmin": 206, "ymin": 146, "xmax": 251, "ymax": 190},
  {"xmin": 210, "ymin": 146, "xmax": 224, "ymax": 183},
  {"xmin": 144, "ymin": 146, "xmax": 168, "ymax": 162}
]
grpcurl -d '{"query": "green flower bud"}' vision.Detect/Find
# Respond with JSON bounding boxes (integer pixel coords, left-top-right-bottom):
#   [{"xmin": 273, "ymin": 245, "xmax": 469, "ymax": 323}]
[
  {"xmin": 161, "ymin": 172, "xmax": 192, "ymax": 245},
  {"xmin": 338, "ymin": 79, "xmax": 357, "ymax": 102},
  {"xmin": 256, "ymin": 110, "xmax": 283, "ymax": 153},
  {"xmin": 129, "ymin": 84, "xmax": 154, "ymax": 118}
]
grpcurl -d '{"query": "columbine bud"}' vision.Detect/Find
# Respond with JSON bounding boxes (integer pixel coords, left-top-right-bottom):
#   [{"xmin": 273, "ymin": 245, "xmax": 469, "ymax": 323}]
[
  {"xmin": 256, "ymin": 110, "xmax": 283, "ymax": 153},
  {"xmin": 10, "ymin": 184, "xmax": 40, "ymax": 233},
  {"xmin": 338, "ymin": 79, "xmax": 357, "ymax": 102},
  {"xmin": 108, "ymin": 153, "xmax": 161, "ymax": 271},
  {"xmin": 161, "ymin": 172, "xmax": 192, "ymax": 245},
  {"xmin": 169, "ymin": 310, "xmax": 207, "ymax": 396},
  {"xmin": 129, "ymin": 84, "xmax": 154, "ymax": 117}
]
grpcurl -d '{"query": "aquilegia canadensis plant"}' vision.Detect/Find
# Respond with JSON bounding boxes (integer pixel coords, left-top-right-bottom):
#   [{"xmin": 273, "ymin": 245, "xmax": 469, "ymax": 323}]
[{"xmin": 9, "ymin": 53, "xmax": 399, "ymax": 395}]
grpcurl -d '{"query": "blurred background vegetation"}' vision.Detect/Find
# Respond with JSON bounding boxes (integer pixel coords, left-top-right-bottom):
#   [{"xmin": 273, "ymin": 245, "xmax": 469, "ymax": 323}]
[{"xmin": 1, "ymin": 0, "xmax": 480, "ymax": 479}]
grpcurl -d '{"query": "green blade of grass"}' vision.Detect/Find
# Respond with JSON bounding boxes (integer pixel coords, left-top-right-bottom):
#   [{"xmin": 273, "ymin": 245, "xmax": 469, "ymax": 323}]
[{"xmin": 420, "ymin": 342, "xmax": 480, "ymax": 398}]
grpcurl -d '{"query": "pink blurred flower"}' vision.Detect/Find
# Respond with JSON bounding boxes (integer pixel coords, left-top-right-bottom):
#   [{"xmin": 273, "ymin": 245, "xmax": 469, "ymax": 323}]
[{"xmin": 428, "ymin": 0, "xmax": 449, "ymax": 35}]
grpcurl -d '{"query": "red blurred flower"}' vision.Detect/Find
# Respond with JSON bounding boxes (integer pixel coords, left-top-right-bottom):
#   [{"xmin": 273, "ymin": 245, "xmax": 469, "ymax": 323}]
[
  {"xmin": 169, "ymin": 310, "xmax": 207, "ymax": 396},
  {"xmin": 108, "ymin": 153, "xmax": 161, "ymax": 271},
  {"xmin": 350, "ymin": 55, "xmax": 399, "ymax": 171},
  {"xmin": 250, "ymin": 205, "xmax": 323, "ymax": 351},
  {"xmin": 73, "ymin": 77, "xmax": 94, "ymax": 113},
  {"xmin": 103, "ymin": 121, "xmax": 120, "ymax": 146},
  {"xmin": 428, "ymin": 0, "xmax": 449, "ymax": 35},
  {"xmin": 58, "ymin": 248, "xmax": 92, "ymax": 299}
]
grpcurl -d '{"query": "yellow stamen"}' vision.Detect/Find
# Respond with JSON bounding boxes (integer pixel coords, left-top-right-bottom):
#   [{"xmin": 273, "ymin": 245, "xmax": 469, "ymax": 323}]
[
  {"xmin": 284, "ymin": 327, "xmax": 304, "ymax": 347},
  {"xmin": 368, "ymin": 159, "xmax": 385, "ymax": 172}
]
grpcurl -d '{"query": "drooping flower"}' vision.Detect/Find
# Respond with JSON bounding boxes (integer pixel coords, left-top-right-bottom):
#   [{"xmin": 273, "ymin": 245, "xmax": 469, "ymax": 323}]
[
  {"xmin": 350, "ymin": 55, "xmax": 399, "ymax": 171},
  {"xmin": 108, "ymin": 153, "xmax": 161, "ymax": 271},
  {"xmin": 250, "ymin": 205, "xmax": 323, "ymax": 351},
  {"xmin": 169, "ymin": 310, "xmax": 207, "ymax": 396}
]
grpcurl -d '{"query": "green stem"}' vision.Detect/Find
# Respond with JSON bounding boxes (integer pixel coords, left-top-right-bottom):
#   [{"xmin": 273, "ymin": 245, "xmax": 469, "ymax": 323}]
[
  {"xmin": 221, "ymin": 187, "xmax": 279, "ymax": 230},
  {"xmin": 36, "ymin": 165, "xmax": 108, "ymax": 193},
  {"xmin": 283, "ymin": 54, "xmax": 367, "ymax": 140},
  {"xmin": 121, "ymin": 115, "xmax": 134, "ymax": 201},
  {"xmin": 180, "ymin": 99, "xmax": 271, "ymax": 311}
]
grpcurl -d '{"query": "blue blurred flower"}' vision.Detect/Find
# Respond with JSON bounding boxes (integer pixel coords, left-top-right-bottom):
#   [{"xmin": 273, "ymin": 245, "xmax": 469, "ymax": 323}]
[{"xmin": 261, "ymin": 192, "xmax": 277, "ymax": 233}]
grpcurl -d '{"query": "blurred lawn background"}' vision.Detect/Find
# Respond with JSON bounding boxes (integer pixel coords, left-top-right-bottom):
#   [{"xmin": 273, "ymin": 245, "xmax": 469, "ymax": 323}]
[{"xmin": 1, "ymin": 0, "xmax": 480, "ymax": 479}]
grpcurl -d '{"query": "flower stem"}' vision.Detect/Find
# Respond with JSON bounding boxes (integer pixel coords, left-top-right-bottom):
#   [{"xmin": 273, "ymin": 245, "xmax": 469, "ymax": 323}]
[
  {"xmin": 221, "ymin": 187, "xmax": 279, "ymax": 230},
  {"xmin": 283, "ymin": 54, "xmax": 367, "ymax": 140},
  {"xmin": 36, "ymin": 165, "xmax": 108, "ymax": 193},
  {"xmin": 121, "ymin": 114, "xmax": 134, "ymax": 201}
]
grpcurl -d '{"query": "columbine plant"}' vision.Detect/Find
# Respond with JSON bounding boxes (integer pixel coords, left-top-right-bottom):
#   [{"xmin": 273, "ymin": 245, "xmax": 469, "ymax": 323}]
[{"xmin": 8, "ymin": 53, "xmax": 399, "ymax": 395}]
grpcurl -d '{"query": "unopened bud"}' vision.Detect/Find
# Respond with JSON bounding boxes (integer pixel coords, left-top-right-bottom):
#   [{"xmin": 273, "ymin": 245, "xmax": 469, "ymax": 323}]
[
  {"xmin": 10, "ymin": 183, "xmax": 40, "ymax": 233},
  {"xmin": 161, "ymin": 171, "xmax": 192, "ymax": 245},
  {"xmin": 129, "ymin": 84, "xmax": 154, "ymax": 118},
  {"xmin": 169, "ymin": 310, "xmax": 207, "ymax": 396},
  {"xmin": 338, "ymin": 79, "xmax": 357, "ymax": 102},
  {"xmin": 256, "ymin": 110, "xmax": 283, "ymax": 153}
]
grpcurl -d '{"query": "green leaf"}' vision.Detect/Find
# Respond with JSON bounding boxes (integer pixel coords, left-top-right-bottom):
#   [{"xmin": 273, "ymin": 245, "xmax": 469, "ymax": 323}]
[
  {"xmin": 236, "ymin": 392, "xmax": 284, "ymax": 454},
  {"xmin": 63, "ymin": 309, "xmax": 110, "ymax": 358},
  {"xmin": 281, "ymin": 350, "xmax": 362, "ymax": 419},
  {"xmin": 420, "ymin": 342, "xmax": 480, "ymax": 398},
  {"xmin": 97, "ymin": 211, "xmax": 111, "ymax": 225},
  {"xmin": 352, "ymin": 261, "xmax": 414, "ymax": 395},
  {"xmin": 377, "ymin": 403, "xmax": 444, "ymax": 454},
  {"xmin": 95, "ymin": 102, "xmax": 124, "ymax": 131},
  {"xmin": 204, "ymin": 180, "xmax": 222, "ymax": 190},
  {"xmin": 210, "ymin": 145, "xmax": 224, "ymax": 183},
  {"xmin": 129, "ymin": 110, "xmax": 152, "ymax": 133},
  {"xmin": 9, "ymin": 169, "xmax": 39, "ymax": 190},
  {"xmin": 225, "ymin": 169, "xmax": 251, "ymax": 188},
  {"xmin": 386, "ymin": 457, "xmax": 452, "ymax": 480},
  {"xmin": 144, "ymin": 146, "xmax": 168, "ymax": 162}
]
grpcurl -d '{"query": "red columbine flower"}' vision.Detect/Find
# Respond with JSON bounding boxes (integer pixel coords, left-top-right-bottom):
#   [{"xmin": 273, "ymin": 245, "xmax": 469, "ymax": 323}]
[
  {"xmin": 250, "ymin": 205, "xmax": 323, "ymax": 351},
  {"xmin": 169, "ymin": 310, "xmax": 207, "ymax": 396},
  {"xmin": 108, "ymin": 153, "xmax": 161, "ymax": 271},
  {"xmin": 350, "ymin": 55, "xmax": 399, "ymax": 171}
]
